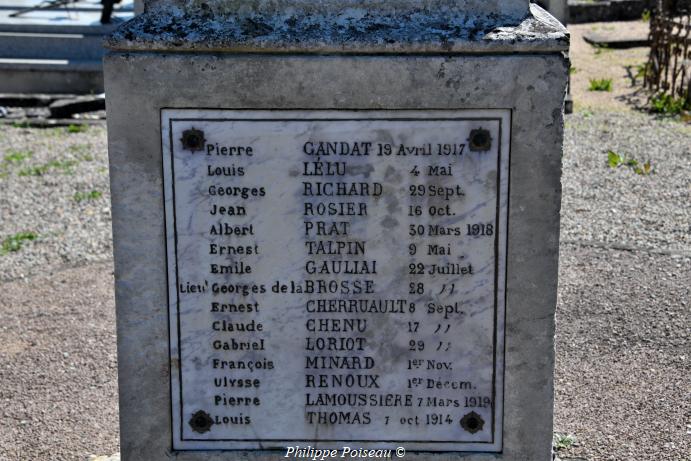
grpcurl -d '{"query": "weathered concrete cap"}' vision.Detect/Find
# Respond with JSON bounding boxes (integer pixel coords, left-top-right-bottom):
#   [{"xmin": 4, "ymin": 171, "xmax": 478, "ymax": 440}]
[
  {"xmin": 106, "ymin": 2, "xmax": 568, "ymax": 54},
  {"xmin": 143, "ymin": 0, "xmax": 530, "ymax": 19}
]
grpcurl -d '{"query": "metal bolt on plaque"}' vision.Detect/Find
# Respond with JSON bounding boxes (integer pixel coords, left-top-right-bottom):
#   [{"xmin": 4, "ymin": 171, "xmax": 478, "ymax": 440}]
[
  {"xmin": 189, "ymin": 410, "xmax": 214, "ymax": 434},
  {"xmin": 180, "ymin": 127, "xmax": 206, "ymax": 152},
  {"xmin": 468, "ymin": 128, "xmax": 492, "ymax": 152},
  {"xmin": 460, "ymin": 411, "xmax": 485, "ymax": 434}
]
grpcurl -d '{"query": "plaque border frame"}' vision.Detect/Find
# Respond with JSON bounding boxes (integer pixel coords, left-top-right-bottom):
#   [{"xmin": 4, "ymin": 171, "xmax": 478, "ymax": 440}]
[{"xmin": 160, "ymin": 109, "xmax": 511, "ymax": 452}]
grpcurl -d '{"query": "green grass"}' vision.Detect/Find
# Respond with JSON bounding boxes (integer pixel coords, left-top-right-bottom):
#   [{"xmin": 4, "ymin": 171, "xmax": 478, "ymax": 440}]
[
  {"xmin": 73, "ymin": 190, "xmax": 103, "ymax": 202},
  {"xmin": 2, "ymin": 150, "xmax": 33, "ymax": 165},
  {"xmin": 18, "ymin": 165, "xmax": 49, "ymax": 176},
  {"xmin": 1, "ymin": 150, "xmax": 33, "ymax": 175},
  {"xmin": 641, "ymin": 9, "xmax": 652, "ymax": 22},
  {"xmin": 18, "ymin": 159, "xmax": 78, "ymax": 176},
  {"xmin": 41, "ymin": 128, "xmax": 66, "ymax": 139},
  {"xmin": 1, "ymin": 232, "xmax": 37, "ymax": 255},
  {"xmin": 588, "ymin": 78, "xmax": 613, "ymax": 92},
  {"xmin": 68, "ymin": 144, "xmax": 94, "ymax": 161},
  {"xmin": 66, "ymin": 124, "xmax": 88, "ymax": 134}
]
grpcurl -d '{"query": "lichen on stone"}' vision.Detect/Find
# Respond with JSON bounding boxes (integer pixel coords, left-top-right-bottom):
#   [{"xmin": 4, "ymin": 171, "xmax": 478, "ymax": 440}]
[{"xmin": 106, "ymin": 2, "xmax": 567, "ymax": 54}]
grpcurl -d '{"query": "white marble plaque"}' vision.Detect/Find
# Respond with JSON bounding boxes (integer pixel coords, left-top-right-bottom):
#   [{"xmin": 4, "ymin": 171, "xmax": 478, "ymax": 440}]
[{"xmin": 161, "ymin": 110, "xmax": 509, "ymax": 452}]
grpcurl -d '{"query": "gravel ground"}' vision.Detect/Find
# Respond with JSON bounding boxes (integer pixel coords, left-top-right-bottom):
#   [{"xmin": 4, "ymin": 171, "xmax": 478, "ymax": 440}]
[
  {"xmin": 567, "ymin": 22, "xmax": 650, "ymax": 112},
  {"xmin": 555, "ymin": 246, "xmax": 690, "ymax": 461},
  {"xmin": 0, "ymin": 262, "xmax": 118, "ymax": 461},
  {"xmin": 556, "ymin": 111, "xmax": 690, "ymax": 460},
  {"xmin": 0, "ymin": 123, "xmax": 112, "ymax": 282},
  {"xmin": 562, "ymin": 111, "xmax": 690, "ymax": 253},
  {"xmin": 0, "ymin": 108, "xmax": 689, "ymax": 460}
]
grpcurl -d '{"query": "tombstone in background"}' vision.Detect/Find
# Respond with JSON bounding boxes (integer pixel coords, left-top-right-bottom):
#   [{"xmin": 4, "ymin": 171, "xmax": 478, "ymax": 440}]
[
  {"xmin": 538, "ymin": 0, "xmax": 569, "ymax": 24},
  {"xmin": 104, "ymin": 1, "xmax": 568, "ymax": 460}
]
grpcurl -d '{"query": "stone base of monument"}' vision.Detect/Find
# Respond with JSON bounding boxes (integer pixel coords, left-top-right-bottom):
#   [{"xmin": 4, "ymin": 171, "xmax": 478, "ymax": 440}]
[{"xmin": 104, "ymin": 1, "xmax": 568, "ymax": 460}]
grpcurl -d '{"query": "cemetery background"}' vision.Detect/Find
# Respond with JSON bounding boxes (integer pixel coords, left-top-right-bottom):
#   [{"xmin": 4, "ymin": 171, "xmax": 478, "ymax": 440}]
[{"xmin": 0, "ymin": 9, "xmax": 689, "ymax": 461}]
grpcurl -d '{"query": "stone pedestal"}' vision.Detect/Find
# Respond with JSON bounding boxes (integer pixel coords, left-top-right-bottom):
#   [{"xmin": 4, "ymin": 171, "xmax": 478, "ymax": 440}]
[{"xmin": 104, "ymin": 1, "xmax": 568, "ymax": 460}]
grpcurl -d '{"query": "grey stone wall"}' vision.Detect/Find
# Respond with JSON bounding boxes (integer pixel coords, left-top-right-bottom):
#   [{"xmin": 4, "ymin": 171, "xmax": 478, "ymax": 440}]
[{"xmin": 105, "ymin": 50, "xmax": 568, "ymax": 461}]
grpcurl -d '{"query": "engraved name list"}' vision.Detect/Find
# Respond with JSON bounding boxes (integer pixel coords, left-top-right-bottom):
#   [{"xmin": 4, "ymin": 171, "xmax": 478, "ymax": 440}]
[{"xmin": 161, "ymin": 109, "xmax": 510, "ymax": 452}]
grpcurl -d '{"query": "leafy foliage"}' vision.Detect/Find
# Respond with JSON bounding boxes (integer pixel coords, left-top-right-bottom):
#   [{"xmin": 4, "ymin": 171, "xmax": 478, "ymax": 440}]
[
  {"xmin": 650, "ymin": 92, "xmax": 690, "ymax": 115},
  {"xmin": 553, "ymin": 433, "xmax": 576, "ymax": 451},
  {"xmin": 607, "ymin": 150, "xmax": 653, "ymax": 175},
  {"xmin": 588, "ymin": 78, "xmax": 613, "ymax": 92}
]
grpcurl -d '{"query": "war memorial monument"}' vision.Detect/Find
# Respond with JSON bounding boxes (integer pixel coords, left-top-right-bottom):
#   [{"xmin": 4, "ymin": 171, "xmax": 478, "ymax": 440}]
[{"xmin": 103, "ymin": 0, "xmax": 569, "ymax": 459}]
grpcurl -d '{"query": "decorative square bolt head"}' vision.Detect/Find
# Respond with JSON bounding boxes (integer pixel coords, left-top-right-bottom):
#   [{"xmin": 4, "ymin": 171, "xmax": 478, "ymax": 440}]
[
  {"xmin": 189, "ymin": 410, "xmax": 214, "ymax": 433},
  {"xmin": 460, "ymin": 411, "xmax": 485, "ymax": 434},
  {"xmin": 181, "ymin": 127, "xmax": 206, "ymax": 152},
  {"xmin": 468, "ymin": 128, "xmax": 492, "ymax": 152}
]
